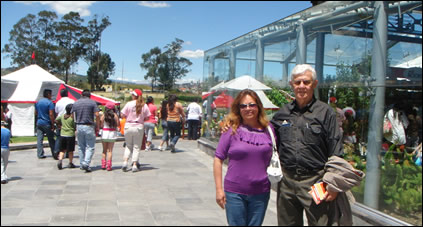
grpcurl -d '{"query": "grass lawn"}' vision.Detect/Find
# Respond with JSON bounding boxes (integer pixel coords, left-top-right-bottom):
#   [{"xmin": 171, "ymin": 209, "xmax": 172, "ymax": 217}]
[{"xmin": 10, "ymin": 136, "xmax": 44, "ymax": 144}]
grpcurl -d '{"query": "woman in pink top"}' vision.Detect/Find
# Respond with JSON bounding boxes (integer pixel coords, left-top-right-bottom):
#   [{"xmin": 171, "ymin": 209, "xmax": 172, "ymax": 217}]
[
  {"xmin": 120, "ymin": 89, "xmax": 150, "ymax": 172},
  {"xmin": 144, "ymin": 96, "xmax": 158, "ymax": 151}
]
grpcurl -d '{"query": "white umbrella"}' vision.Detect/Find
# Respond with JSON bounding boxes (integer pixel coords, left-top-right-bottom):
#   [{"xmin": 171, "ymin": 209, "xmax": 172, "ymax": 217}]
[
  {"xmin": 256, "ymin": 90, "xmax": 279, "ymax": 110},
  {"xmin": 209, "ymin": 81, "xmax": 226, "ymax": 91},
  {"xmin": 223, "ymin": 75, "xmax": 272, "ymax": 91}
]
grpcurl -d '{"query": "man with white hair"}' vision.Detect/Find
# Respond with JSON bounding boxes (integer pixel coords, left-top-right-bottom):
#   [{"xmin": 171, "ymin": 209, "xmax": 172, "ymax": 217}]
[{"xmin": 271, "ymin": 64, "xmax": 344, "ymax": 225}]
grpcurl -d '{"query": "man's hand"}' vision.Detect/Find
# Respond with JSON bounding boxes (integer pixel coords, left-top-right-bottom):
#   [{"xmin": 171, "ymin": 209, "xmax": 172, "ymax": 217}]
[
  {"xmin": 220, "ymin": 122, "xmax": 231, "ymax": 134},
  {"xmin": 323, "ymin": 189, "xmax": 338, "ymax": 202}
]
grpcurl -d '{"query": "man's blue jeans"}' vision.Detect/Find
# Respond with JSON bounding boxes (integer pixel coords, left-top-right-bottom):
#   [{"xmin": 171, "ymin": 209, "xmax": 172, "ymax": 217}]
[
  {"xmin": 225, "ymin": 191, "xmax": 270, "ymax": 226},
  {"xmin": 76, "ymin": 125, "xmax": 96, "ymax": 168},
  {"xmin": 167, "ymin": 121, "xmax": 181, "ymax": 146},
  {"xmin": 36, "ymin": 124, "xmax": 56, "ymax": 158}
]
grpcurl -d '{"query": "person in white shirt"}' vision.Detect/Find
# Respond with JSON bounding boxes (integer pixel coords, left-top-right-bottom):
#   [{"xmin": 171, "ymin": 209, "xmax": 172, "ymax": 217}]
[
  {"xmin": 54, "ymin": 89, "xmax": 75, "ymax": 157},
  {"xmin": 186, "ymin": 98, "xmax": 202, "ymax": 140}
]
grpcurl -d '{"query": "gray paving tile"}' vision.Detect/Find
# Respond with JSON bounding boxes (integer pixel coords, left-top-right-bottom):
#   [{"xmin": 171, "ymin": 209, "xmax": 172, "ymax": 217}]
[
  {"xmin": 85, "ymin": 212, "xmax": 119, "ymax": 222},
  {"xmin": 1, "ymin": 207, "xmax": 22, "ymax": 216}
]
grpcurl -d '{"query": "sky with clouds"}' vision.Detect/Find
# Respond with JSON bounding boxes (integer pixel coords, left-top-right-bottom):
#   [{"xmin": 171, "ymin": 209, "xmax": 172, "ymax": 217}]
[{"xmin": 1, "ymin": 1, "xmax": 312, "ymax": 84}]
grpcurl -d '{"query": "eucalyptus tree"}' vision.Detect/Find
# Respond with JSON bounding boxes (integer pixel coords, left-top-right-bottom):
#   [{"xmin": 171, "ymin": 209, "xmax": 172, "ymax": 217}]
[
  {"xmin": 163, "ymin": 38, "xmax": 192, "ymax": 88},
  {"xmin": 54, "ymin": 11, "xmax": 87, "ymax": 84},
  {"xmin": 140, "ymin": 38, "xmax": 192, "ymax": 91},
  {"xmin": 35, "ymin": 11, "xmax": 59, "ymax": 71},
  {"xmin": 140, "ymin": 47, "xmax": 162, "ymax": 92},
  {"xmin": 87, "ymin": 52, "xmax": 115, "ymax": 90},
  {"xmin": 2, "ymin": 14, "xmax": 38, "ymax": 67},
  {"xmin": 83, "ymin": 15, "xmax": 111, "ymax": 67}
]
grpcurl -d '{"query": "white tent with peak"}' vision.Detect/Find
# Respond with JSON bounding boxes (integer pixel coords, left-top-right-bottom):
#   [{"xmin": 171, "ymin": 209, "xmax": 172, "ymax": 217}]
[
  {"xmin": 1, "ymin": 64, "xmax": 64, "ymax": 136},
  {"xmin": 209, "ymin": 75, "xmax": 279, "ymax": 110}
]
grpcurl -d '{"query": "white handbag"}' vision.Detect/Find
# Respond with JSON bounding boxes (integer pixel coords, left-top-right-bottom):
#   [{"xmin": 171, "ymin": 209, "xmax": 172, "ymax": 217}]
[{"xmin": 267, "ymin": 126, "xmax": 283, "ymax": 183}]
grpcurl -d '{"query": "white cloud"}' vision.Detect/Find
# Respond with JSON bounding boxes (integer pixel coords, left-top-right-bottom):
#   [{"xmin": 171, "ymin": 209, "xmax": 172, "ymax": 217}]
[
  {"xmin": 184, "ymin": 41, "xmax": 192, "ymax": 45},
  {"xmin": 19, "ymin": 1, "xmax": 96, "ymax": 17},
  {"xmin": 138, "ymin": 1, "xmax": 170, "ymax": 8},
  {"xmin": 178, "ymin": 49, "xmax": 204, "ymax": 59}
]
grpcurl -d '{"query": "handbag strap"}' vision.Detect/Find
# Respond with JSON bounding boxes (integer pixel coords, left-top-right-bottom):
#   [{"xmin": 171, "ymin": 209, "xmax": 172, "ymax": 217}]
[{"xmin": 267, "ymin": 126, "xmax": 277, "ymax": 152}]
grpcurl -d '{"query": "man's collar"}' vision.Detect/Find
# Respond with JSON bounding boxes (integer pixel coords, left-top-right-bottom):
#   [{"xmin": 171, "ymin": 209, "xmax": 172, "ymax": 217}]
[{"xmin": 289, "ymin": 96, "xmax": 317, "ymax": 112}]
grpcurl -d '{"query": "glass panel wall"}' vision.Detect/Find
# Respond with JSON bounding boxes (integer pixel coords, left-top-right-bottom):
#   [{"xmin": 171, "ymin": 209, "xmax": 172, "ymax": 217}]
[{"xmin": 202, "ymin": 2, "xmax": 422, "ymax": 224}]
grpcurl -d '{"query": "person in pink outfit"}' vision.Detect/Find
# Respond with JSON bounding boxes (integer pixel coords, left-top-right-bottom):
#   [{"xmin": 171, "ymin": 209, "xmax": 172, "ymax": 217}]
[
  {"xmin": 100, "ymin": 102, "xmax": 119, "ymax": 171},
  {"xmin": 120, "ymin": 89, "xmax": 150, "ymax": 172}
]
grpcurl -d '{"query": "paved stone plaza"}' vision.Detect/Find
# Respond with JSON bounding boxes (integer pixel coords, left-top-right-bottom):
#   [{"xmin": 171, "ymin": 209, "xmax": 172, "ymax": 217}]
[{"xmin": 1, "ymin": 138, "xmax": 278, "ymax": 226}]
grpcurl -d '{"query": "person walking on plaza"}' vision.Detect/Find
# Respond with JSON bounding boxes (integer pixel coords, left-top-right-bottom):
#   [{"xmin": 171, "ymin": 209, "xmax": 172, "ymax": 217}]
[
  {"xmin": 1, "ymin": 121, "xmax": 11, "ymax": 184},
  {"xmin": 35, "ymin": 89, "xmax": 57, "ymax": 159},
  {"xmin": 55, "ymin": 104, "xmax": 76, "ymax": 170},
  {"xmin": 166, "ymin": 94, "xmax": 185, "ymax": 153},
  {"xmin": 144, "ymin": 96, "xmax": 158, "ymax": 151},
  {"xmin": 158, "ymin": 100, "xmax": 170, "ymax": 151},
  {"xmin": 214, "ymin": 89, "xmax": 273, "ymax": 226},
  {"xmin": 4, "ymin": 106, "xmax": 13, "ymax": 137},
  {"xmin": 71, "ymin": 89, "xmax": 100, "ymax": 172},
  {"xmin": 100, "ymin": 102, "xmax": 119, "ymax": 171},
  {"xmin": 186, "ymin": 98, "xmax": 202, "ymax": 140},
  {"xmin": 271, "ymin": 64, "xmax": 343, "ymax": 225},
  {"xmin": 54, "ymin": 89, "xmax": 75, "ymax": 158},
  {"xmin": 121, "ymin": 89, "xmax": 150, "ymax": 172}
]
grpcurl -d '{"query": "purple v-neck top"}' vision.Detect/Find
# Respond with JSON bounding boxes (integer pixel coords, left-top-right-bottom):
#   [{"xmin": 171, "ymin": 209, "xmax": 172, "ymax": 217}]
[{"xmin": 215, "ymin": 124, "xmax": 274, "ymax": 195}]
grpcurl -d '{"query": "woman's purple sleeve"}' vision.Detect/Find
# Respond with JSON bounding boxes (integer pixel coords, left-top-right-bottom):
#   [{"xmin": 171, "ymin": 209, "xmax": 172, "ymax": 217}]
[{"xmin": 215, "ymin": 130, "xmax": 232, "ymax": 160}]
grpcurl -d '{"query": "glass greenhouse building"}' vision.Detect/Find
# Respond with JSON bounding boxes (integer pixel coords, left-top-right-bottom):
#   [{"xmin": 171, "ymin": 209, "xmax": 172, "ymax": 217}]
[{"xmin": 201, "ymin": 1, "xmax": 422, "ymax": 225}]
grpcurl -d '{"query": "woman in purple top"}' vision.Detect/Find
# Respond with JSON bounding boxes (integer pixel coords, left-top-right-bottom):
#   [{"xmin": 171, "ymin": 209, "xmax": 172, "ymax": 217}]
[{"xmin": 213, "ymin": 89, "xmax": 273, "ymax": 226}]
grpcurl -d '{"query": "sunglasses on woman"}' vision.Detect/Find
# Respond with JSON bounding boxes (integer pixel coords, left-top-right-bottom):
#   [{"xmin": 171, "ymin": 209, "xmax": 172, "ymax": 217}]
[{"xmin": 239, "ymin": 103, "xmax": 258, "ymax": 109}]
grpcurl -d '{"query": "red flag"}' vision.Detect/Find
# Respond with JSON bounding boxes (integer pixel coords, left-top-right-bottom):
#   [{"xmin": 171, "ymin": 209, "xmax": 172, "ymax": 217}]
[{"xmin": 31, "ymin": 51, "xmax": 35, "ymax": 60}]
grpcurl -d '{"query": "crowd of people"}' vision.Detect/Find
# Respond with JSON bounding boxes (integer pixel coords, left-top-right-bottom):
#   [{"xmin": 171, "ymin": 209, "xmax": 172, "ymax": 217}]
[{"xmin": 1, "ymin": 87, "xmax": 205, "ymax": 184}]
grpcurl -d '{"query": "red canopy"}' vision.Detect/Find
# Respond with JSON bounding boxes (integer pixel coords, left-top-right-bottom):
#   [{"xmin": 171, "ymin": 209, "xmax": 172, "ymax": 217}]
[
  {"xmin": 55, "ymin": 84, "xmax": 119, "ymax": 106},
  {"xmin": 214, "ymin": 92, "xmax": 233, "ymax": 108}
]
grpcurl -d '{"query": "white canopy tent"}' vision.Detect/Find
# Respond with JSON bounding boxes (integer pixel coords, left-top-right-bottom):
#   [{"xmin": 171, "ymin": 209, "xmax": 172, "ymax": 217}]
[
  {"xmin": 209, "ymin": 75, "xmax": 279, "ymax": 110},
  {"xmin": 223, "ymin": 75, "xmax": 272, "ymax": 91},
  {"xmin": 1, "ymin": 64, "xmax": 64, "ymax": 136}
]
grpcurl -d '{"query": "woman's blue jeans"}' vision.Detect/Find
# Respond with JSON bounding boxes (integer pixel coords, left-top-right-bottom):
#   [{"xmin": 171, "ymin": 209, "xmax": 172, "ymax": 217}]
[
  {"xmin": 225, "ymin": 191, "xmax": 270, "ymax": 226},
  {"xmin": 167, "ymin": 121, "xmax": 181, "ymax": 146}
]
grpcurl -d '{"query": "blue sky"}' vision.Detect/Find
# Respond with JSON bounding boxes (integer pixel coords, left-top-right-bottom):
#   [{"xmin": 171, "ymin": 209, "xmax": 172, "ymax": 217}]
[{"xmin": 1, "ymin": 1, "xmax": 312, "ymax": 84}]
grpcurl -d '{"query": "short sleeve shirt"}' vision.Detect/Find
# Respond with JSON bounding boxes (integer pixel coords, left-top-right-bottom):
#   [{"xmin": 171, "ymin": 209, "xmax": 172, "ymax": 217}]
[
  {"xmin": 55, "ymin": 97, "xmax": 75, "ymax": 116},
  {"xmin": 215, "ymin": 124, "xmax": 273, "ymax": 195},
  {"xmin": 121, "ymin": 100, "xmax": 151, "ymax": 127},
  {"xmin": 1, "ymin": 127, "xmax": 11, "ymax": 149},
  {"xmin": 35, "ymin": 97, "xmax": 55, "ymax": 125},
  {"xmin": 187, "ymin": 102, "xmax": 202, "ymax": 120},
  {"xmin": 56, "ymin": 115, "xmax": 75, "ymax": 137},
  {"xmin": 145, "ymin": 103, "xmax": 158, "ymax": 124},
  {"xmin": 71, "ymin": 97, "xmax": 99, "ymax": 124}
]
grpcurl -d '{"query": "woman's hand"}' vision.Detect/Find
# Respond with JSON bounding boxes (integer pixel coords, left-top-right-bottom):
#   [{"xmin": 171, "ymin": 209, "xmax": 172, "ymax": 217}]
[{"xmin": 215, "ymin": 189, "xmax": 226, "ymax": 209}]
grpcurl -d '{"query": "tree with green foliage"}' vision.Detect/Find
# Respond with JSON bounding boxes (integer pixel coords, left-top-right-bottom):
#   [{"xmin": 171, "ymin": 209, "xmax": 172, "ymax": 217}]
[
  {"xmin": 2, "ymin": 10, "xmax": 113, "ymax": 88},
  {"xmin": 140, "ymin": 38, "xmax": 192, "ymax": 91},
  {"xmin": 35, "ymin": 11, "xmax": 59, "ymax": 71},
  {"xmin": 83, "ymin": 15, "xmax": 111, "ymax": 65},
  {"xmin": 2, "ymin": 14, "xmax": 39, "ymax": 67},
  {"xmin": 140, "ymin": 47, "xmax": 162, "ymax": 92},
  {"xmin": 163, "ymin": 38, "xmax": 192, "ymax": 88},
  {"xmin": 87, "ymin": 52, "xmax": 115, "ymax": 90},
  {"xmin": 54, "ymin": 12, "xmax": 87, "ymax": 84}
]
